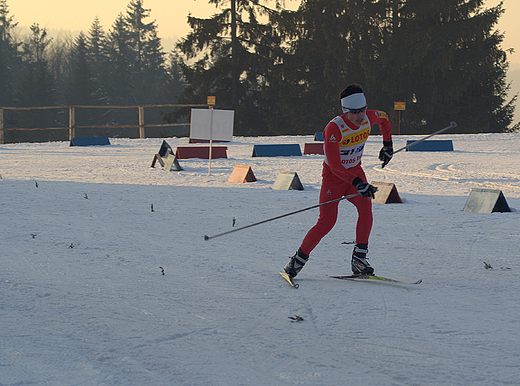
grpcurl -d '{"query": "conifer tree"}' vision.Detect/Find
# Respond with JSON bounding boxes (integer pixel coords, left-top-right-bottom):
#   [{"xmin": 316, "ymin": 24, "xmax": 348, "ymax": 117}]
[
  {"xmin": 105, "ymin": 14, "xmax": 133, "ymax": 105},
  {"xmin": 276, "ymin": 0, "xmax": 515, "ymax": 134},
  {"xmin": 86, "ymin": 16, "xmax": 110, "ymax": 106},
  {"xmin": 262, "ymin": 0, "xmax": 372, "ymax": 134},
  {"xmin": 124, "ymin": 0, "xmax": 166, "ymax": 104},
  {"xmin": 11, "ymin": 23, "xmax": 56, "ymax": 141},
  {"xmin": 162, "ymin": 51, "xmax": 185, "ymax": 103},
  {"xmin": 68, "ymin": 33, "xmax": 98, "ymax": 105},
  {"xmin": 176, "ymin": 0, "xmax": 284, "ymax": 135},
  {"xmin": 357, "ymin": 0, "xmax": 515, "ymax": 133},
  {"xmin": 17, "ymin": 24, "xmax": 55, "ymax": 107},
  {"xmin": 0, "ymin": 0, "xmax": 20, "ymax": 106}
]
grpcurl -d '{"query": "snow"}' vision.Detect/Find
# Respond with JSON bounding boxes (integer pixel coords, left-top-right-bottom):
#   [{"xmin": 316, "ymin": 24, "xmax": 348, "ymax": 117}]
[{"xmin": 1, "ymin": 132, "xmax": 520, "ymax": 385}]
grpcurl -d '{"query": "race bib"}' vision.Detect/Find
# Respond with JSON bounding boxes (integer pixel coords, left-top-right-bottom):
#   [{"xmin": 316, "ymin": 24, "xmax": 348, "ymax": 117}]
[{"xmin": 337, "ymin": 117, "xmax": 371, "ymax": 168}]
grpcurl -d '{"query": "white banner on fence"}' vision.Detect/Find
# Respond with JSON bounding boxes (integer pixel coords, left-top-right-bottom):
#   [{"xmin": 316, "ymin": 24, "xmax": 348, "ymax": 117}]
[{"xmin": 190, "ymin": 109, "xmax": 234, "ymax": 141}]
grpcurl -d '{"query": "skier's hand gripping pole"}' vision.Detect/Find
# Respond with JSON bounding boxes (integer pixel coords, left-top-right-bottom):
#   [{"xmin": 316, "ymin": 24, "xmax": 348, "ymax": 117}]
[{"xmin": 204, "ymin": 192, "xmax": 361, "ymax": 241}]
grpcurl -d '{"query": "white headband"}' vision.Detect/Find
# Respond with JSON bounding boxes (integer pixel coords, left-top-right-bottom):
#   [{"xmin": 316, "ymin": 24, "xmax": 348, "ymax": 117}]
[{"xmin": 341, "ymin": 93, "xmax": 366, "ymax": 113}]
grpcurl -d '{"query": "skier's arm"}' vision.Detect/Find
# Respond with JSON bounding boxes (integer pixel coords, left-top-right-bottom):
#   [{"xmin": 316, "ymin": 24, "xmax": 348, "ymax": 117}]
[
  {"xmin": 368, "ymin": 110, "xmax": 393, "ymax": 167},
  {"xmin": 368, "ymin": 110, "xmax": 392, "ymax": 142}
]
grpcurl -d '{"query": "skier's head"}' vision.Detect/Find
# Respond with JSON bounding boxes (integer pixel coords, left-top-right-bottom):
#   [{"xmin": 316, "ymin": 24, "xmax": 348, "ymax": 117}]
[
  {"xmin": 341, "ymin": 84, "xmax": 367, "ymax": 127},
  {"xmin": 340, "ymin": 84, "xmax": 366, "ymax": 114}
]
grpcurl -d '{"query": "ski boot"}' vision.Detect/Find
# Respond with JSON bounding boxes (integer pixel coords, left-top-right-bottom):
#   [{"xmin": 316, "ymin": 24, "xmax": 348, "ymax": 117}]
[
  {"xmin": 284, "ymin": 248, "xmax": 309, "ymax": 278},
  {"xmin": 351, "ymin": 243, "xmax": 374, "ymax": 275}
]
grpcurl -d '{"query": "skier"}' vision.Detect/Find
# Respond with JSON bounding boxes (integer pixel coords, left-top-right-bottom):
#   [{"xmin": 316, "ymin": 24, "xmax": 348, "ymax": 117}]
[{"xmin": 284, "ymin": 83, "xmax": 393, "ymax": 278}]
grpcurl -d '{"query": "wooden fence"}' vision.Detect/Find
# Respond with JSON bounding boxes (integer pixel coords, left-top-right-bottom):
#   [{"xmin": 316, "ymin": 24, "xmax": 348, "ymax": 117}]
[{"xmin": 0, "ymin": 104, "xmax": 210, "ymax": 144}]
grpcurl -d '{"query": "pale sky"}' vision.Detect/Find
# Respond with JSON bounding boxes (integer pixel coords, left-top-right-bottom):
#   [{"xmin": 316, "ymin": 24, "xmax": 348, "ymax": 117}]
[
  {"xmin": 7, "ymin": 0, "xmax": 299, "ymax": 51},
  {"xmin": 7, "ymin": 0, "xmax": 518, "ymax": 66}
]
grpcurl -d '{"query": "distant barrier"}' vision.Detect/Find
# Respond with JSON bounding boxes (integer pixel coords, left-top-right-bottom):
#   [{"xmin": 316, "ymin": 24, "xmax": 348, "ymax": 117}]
[
  {"xmin": 252, "ymin": 144, "xmax": 302, "ymax": 157},
  {"xmin": 463, "ymin": 188, "xmax": 511, "ymax": 213},
  {"xmin": 405, "ymin": 139, "xmax": 454, "ymax": 152},
  {"xmin": 370, "ymin": 181, "xmax": 402, "ymax": 204},
  {"xmin": 303, "ymin": 143, "xmax": 324, "ymax": 155},
  {"xmin": 228, "ymin": 165, "xmax": 257, "ymax": 183},
  {"xmin": 175, "ymin": 146, "xmax": 228, "ymax": 160},
  {"xmin": 0, "ymin": 104, "xmax": 210, "ymax": 144},
  {"xmin": 272, "ymin": 171, "xmax": 304, "ymax": 190},
  {"xmin": 70, "ymin": 136, "xmax": 111, "ymax": 147}
]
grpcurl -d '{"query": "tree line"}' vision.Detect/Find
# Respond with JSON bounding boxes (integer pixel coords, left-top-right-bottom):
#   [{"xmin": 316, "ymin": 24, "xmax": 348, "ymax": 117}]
[
  {"xmin": 0, "ymin": 0, "xmax": 185, "ymax": 142},
  {"xmin": 177, "ymin": 0, "xmax": 517, "ymax": 135},
  {"xmin": 0, "ymin": 0, "xmax": 518, "ymax": 142}
]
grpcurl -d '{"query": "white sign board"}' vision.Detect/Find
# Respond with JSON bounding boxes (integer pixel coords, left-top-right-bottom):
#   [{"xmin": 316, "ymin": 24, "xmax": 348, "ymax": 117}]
[{"xmin": 190, "ymin": 109, "xmax": 234, "ymax": 141}]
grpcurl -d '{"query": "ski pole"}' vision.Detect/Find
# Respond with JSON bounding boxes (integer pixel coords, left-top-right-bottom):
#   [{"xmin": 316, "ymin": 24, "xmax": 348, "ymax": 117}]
[
  {"xmin": 204, "ymin": 192, "xmax": 361, "ymax": 241},
  {"xmin": 392, "ymin": 121, "xmax": 457, "ymax": 155}
]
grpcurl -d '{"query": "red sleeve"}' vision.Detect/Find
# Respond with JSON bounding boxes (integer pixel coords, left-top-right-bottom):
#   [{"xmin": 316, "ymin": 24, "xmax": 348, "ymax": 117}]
[
  {"xmin": 366, "ymin": 110, "xmax": 392, "ymax": 142},
  {"xmin": 323, "ymin": 121, "xmax": 357, "ymax": 184}
]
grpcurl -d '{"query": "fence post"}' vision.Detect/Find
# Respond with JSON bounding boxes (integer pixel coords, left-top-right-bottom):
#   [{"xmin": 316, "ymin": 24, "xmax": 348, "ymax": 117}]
[
  {"xmin": 138, "ymin": 106, "xmax": 145, "ymax": 138},
  {"xmin": 69, "ymin": 106, "xmax": 75, "ymax": 141},
  {"xmin": 0, "ymin": 108, "xmax": 4, "ymax": 144}
]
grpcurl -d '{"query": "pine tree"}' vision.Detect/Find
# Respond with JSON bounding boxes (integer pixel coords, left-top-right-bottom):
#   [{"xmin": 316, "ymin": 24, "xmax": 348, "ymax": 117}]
[
  {"xmin": 86, "ymin": 16, "xmax": 110, "ymax": 106},
  {"xmin": 265, "ymin": 0, "xmax": 515, "ymax": 134},
  {"xmin": 0, "ymin": 0, "xmax": 20, "ymax": 106},
  {"xmin": 17, "ymin": 24, "xmax": 55, "ymax": 107},
  {"xmin": 162, "ymin": 51, "xmax": 185, "ymax": 103},
  {"xmin": 11, "ymin": 23, "xmax": 56, "ymax": 141},
  {"xmin": 105, "ymin": 14, "xmax": 133, "ymax": 105},
  {"xmin": 68, "ymin": 32, "xmax": 98, "ymax": 106},
  {"xmin": 358, "ymin": 0, "xmax": 515, "ymax": 133},
  {"xmin": 176, "ymin": 0, "xmax": 284, "ymax": 135},
  {"xmin": 262, "ymin": 0, "xmax": 371, "ymax": 134},
  {"xmin": 124, "ymin": 0, "xmax": 166, "ymax": 104},
  {"xmin": 47, "ymin": 34, "xmax": 72, "ymax": 107},
  {"xmin": 102, "ymin": 1, "xmax": 167, "ymax": 107},
  {"xmin": 159, "ymin": 50, "xmax": 187, "ymax": 126}
]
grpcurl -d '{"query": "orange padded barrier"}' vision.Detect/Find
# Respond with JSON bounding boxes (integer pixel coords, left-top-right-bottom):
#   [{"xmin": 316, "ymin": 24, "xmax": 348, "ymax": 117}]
[
  {"xmin": 370, "ymin": 181, "xmax": 402, "ymax": 204},
  {"xmin": 228, "ymin": 165, "xmax": 257, "ymax": 183}
]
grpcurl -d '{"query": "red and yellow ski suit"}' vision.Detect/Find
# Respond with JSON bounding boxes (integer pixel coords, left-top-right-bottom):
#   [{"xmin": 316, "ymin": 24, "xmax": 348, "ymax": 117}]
[{"xmin": 299, "ymin": 110, "xmax": 392, "ymax": 255}]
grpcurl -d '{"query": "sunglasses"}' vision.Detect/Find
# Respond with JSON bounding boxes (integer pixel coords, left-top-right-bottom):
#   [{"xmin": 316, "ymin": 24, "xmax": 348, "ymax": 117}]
[{"xmin": 347, "ymin": 106, "xmax": 367, "ymax": 114}]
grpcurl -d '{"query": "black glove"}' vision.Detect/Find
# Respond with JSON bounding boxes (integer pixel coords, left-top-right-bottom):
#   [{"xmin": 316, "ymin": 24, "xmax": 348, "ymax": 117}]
[
  {"xmin": 353, "ymin": 177, "xmax": 378, "ymax": 199},
  {"xmin": 379, "ymin": 141, "xmax": 393, "ymax": 168}
]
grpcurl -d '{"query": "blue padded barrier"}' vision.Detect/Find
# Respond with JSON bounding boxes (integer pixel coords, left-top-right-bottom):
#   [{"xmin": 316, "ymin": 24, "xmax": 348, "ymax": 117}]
[
  {"xmin": 70, "ymin": 137, "xmax": 110, "ymax": 147},
  {"xmin": 405, "ymin": 140, "xmax": 453, "ymax": 152},
  {"xmin": 252, "ymin": 144, "xmax": 302, "ymax": 157}
]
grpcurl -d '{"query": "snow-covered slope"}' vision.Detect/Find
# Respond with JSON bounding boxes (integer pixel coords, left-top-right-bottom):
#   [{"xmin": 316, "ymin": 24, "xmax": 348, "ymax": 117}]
[{"xmin": 1, "ymin": 133, "xmax": 519, "ymax": 385}]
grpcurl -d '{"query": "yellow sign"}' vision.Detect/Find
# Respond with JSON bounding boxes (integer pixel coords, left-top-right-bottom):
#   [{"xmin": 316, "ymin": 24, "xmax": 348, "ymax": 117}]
[
  {"xmin": 394, "ymin": 102, "xmax": 406, "ymax": 111},
  {"xmin": 207, "ymin": 96, "xmax": 216, "ymax": 106}
]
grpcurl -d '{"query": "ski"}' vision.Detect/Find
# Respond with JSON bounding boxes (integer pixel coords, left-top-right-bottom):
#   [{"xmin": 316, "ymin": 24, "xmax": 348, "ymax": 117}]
[
  {"xmin": 279, "ymin": 272, "xmax": 299, "ymax": 288},
  {"xmin": 327, "ymin": 274, "xmax": 422, "ymax": 285}
]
